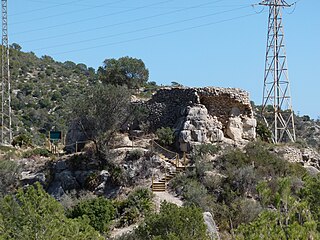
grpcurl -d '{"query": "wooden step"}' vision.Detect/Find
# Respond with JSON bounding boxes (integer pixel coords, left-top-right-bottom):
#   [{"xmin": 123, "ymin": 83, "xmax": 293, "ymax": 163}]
[
  {"xmin": 176, "ymin": 166, "xmax": 186, "ymax": 172},
  {"xmin": 152, "ymin": 181, "xmax": 166, "ymax": 192}
]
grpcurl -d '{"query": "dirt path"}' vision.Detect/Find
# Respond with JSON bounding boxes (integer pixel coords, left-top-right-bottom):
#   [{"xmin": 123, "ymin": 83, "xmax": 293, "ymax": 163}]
[
  {"xmin": 153, "ymin": 191, "xmax": 183, "ymax": 211},
  {"xmin": 109, "ymin": 224, "xmax": 138, "ymax": 239}
]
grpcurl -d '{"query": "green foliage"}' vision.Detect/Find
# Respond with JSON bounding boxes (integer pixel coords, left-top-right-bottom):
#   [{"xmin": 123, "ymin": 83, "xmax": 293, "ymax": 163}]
[
  {"xmin": 299, "ymin": 174, "xmax": 320, "ymax": 231},
  {"xmin": 11, "ymin": 134, "xmax": 32, "ymax": 147},
  {"xmin": 135, "ymin": 202, "xmax": 209, "ymax": 240},
  {"xmin": 0, "ymin": 183, "xmax": 103, "ymax": 239},
  {"xmin": 156, "ymin": 127, "xmax": 174, "ymax": 146},
  {"xmin": 7, "ymin": 47, "xmax": 96, "ymax": 144},
  {"xmin": 22, "ymin": 147, "xmax": 51, "ymax": 158},
  {"xmin": 235, "ymin": 176, "xmax": 320, "ymax": 239},
  {"xmin": 125, "ymin": 149, "xmax": 144, "ymax": 161},
  {"xmin": 71, "ymin": 84, "xmax": 132, "ymax": 152},
  {"xmin": 193, "ymin": 143, "xmax": 220, "ymax": 157},
  {"xmin": 98, "ymin": 56, "xmax": 149, "ymax": 89},
  {"xmin": 0, "ymin": 160, "xmax": 20, "ymax": 197},
  {"xmin": 116, "ymin": 188, "xmax": 153, "ymax": 226},
  {"xmin": 68, "ymin": 197, "xmax": 116, "ymax": 233},
  {"xmin": 256, "ymin": 120, "xmax": 272, "ymax": 142}
]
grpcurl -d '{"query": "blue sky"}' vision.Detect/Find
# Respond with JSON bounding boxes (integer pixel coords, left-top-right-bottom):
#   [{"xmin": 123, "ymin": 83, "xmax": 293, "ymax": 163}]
[{"xmin": 9, "ymin": 0, "xmax": 320, "ymax": 119}]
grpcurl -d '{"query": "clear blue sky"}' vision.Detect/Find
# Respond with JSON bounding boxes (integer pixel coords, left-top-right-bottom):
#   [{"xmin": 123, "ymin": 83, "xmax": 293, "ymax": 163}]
[{"xmin": 9, "ymin": 0, "xmax": 320, "ymax": 119}]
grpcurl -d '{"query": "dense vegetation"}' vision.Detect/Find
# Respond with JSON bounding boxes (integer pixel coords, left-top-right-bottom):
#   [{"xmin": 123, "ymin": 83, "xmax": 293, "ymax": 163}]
[
  {"xmin": 169, "ymin": 141, "xmax": 320, "ymax": 239},
  {"xmin": 5, "ymin": 45, "xmax": 152, "ymax": 146}
]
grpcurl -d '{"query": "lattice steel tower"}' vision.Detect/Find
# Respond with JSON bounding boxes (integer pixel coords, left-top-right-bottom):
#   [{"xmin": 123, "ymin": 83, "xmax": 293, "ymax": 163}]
[
  {"xmin": 260, "ymin": 0, "xmax": 296, "ymax": 143},
  {"xmin": 1, "ymin": 0, "xmax": 12, "ymax": 144}
]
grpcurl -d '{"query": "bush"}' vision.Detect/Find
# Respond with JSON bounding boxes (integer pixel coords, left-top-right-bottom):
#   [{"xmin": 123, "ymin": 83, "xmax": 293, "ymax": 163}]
[
  {"xmin": 0, "ymin": 183, "xmax": 103, "ymax": 239},
  {"xmin": 135, "ymin": 202, "xmax": 210, "ymax": 240},
  {"xmin": 256, "ymin": 121, "xmax": 272, "ymax": 142},
  {"xmin": 116, "ymin": 188, "xmax": 153, "ymax": 226},
  {"xmin": 193, "ymin": 143, "xmax": 220, "ymax": 157},
  {"xmin": 125, "ymin": 149, "xmax": 144, "ymax": 161},
  {"xmin": 156, "ymin": 127, "xmax": 174, "ymax": 146},
  {"xmin": 22, "ymin": 148, "xmax": 51, "ymax": 158},
  {"xmin": 0, "ymin": 160, "xmax": 20, "ymax": 196},
  {"xmin": 68, "ymin": 197, "xmax": 116, "ymax": 233},
  {"xmin": 11, "ymin": 134, "xmax": 32, "ymax": 147}
]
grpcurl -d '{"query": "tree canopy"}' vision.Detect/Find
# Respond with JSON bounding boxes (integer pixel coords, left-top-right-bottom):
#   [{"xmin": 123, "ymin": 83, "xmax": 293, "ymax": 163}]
[
  {"xmin": 0, "ymin": 183, "xmax": 103, "ymax": 240},
  {"xmin": 98, "ymin": 56, "xmax": 149, "ymax": 89},
  {"xmin": 71, "ymin": 83, "xmax": 132, "ymax": 152}
]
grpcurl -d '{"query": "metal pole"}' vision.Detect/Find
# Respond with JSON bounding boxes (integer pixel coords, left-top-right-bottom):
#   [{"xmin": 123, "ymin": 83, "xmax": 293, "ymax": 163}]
[{"xmin": 1, "ymin": 0, "xmax": 12, "ymax": 144}]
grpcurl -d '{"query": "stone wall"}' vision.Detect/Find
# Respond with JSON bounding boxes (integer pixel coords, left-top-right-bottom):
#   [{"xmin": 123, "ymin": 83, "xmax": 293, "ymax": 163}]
[
  {"xmin": 146, "ymin": 87, "xmax": 256, "ymax": 151},
  {"xmin": 146, "ymin": 88, "xmax": 199, "ymax": 131}
]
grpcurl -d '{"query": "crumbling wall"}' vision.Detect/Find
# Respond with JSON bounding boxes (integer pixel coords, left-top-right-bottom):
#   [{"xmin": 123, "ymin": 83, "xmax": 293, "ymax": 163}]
[
  {"xmin": 147, "ymin": 87, "xmax": 256, "ymax": 151},
  {"xmin": 146, "ymin": 88, "xmax": 199, "ymax": 131}
]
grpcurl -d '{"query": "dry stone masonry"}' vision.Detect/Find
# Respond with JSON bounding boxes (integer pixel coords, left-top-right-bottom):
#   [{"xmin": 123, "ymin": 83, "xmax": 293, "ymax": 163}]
[{"xmin": 147, "ymin": 87, "xmax": 256, "ymax": 151}]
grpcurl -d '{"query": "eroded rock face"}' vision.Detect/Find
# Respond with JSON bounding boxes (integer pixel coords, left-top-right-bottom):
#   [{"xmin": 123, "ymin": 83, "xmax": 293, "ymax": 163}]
[
  {"xmin": 176, "ymin": 104, "xmax": 224, "ymax": 151},
  {"xmin": 147, "ymin": 87, "xmax": 256, "ymax": 151}
]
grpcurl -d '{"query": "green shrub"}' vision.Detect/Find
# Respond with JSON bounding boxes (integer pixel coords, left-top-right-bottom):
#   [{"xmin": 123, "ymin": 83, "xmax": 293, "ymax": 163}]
[
  {"xmin": 0, "ymin": 183, "xmax": 103, "ymax": 239},
  {"xmin": 156, "ymin": 127, "xmax": 174, "ymax": 146},
  {"xmin": 0, "ymin": 159, "xmax": 20, "ymax": 196},
  {"xmin": 256, "ymin": 121, "xmax": 272, "ymax": 142},
  {"xmin": 68, "ymin": 197, "xmax": 115, "ymax": 233},
  {"xmin": 125, "ymin": 149, "xmax": 144, "ymax": 161},
  {"xmin": 116, "ymin": 188, "xmax": 153, "ymax": 226},
  {"xmin": 11, "ymin": 134, "xmax": 32, "ymax": 147},
  {"xmin": 22, "ymin": 148, "xmax": 51, "ymax": 158},
  {"xmin": 135, "ymin": 202, "xmax": 209, "ymax": 240},
  {"xmin": 193, "ymin": 143, "xmax": 220, "ymax": 157}
]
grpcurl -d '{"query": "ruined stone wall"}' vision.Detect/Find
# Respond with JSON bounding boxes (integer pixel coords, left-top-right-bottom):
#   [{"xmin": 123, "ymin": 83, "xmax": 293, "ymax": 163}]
[
  {"xmin": 197, "ymin": 87, "xmax": 253, "ymax": 126},
  {"xmin": 147, "ymin": 87, "xmax": 199, "ymax": 131},
  {"xmin": 147, "ymin": 87, "xmax": 253, "ymax": 131},
  {"xmin": 146, "ymin": 87, "xmax": 256, "ymax": 151}
]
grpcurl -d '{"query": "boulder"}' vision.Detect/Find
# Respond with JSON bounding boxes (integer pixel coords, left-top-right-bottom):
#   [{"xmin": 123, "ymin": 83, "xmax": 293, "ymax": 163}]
[
  {"xmin": 226, "ymin": 116, "xmax": 243, "ymax": 141},
  {"xmin": 203, "ymin": 212, "xmax": 220, "ymax": 240},
  {"xmin": 20, "ymin": 171, "xmax": 46, "ymax": 185},
  {"xmin": 242, "ymin": 117, "xmax": 257, "ymax": 140},
  {"xmin": 56, "ymin": 170, "xmax": 79, "ymax": 191}
]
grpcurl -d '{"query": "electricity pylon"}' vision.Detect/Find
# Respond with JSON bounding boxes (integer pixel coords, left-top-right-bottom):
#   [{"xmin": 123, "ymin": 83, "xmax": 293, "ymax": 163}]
[
  {"xmin": 1, "ymin": 0, "xmax": 12, "ymax": 144},
  {"xmin": 260, "ymin": 0, "xmax": 296, "ymax": 143}
]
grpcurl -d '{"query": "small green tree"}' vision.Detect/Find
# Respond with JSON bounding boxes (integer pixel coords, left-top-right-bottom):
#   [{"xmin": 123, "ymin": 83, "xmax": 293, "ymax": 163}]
[
  {"xmin": 70, "ymin": 84, "xmax": 132, "ymax": 153},
  {"xmin": 98, "ymin": 56, "xmax": 149, "ymax": 89},
  {"xmin": 156, "ymin": 127, "xmax": 174, "ymax": 146},
  {"xmin": 136, "ymin": 201, "xmax": 209, "ymax": 240},
  {"xmin": 0, "ymin": 183, "xmax": 103, "ymax": 239},
  {"xmin": 68, "ymin": 197, "xmax": 115, "ymax": 233}
]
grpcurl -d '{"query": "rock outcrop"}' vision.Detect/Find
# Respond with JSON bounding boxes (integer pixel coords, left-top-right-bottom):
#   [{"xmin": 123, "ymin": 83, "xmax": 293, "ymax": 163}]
[{"xmin": 146, "ymin": 87, "xmax": 256, "ymax": 151}]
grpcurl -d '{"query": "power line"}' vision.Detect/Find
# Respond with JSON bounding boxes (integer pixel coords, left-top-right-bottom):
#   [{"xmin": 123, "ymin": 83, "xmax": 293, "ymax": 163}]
[
  {"xmin": 32, "ymin": 5, "xmax": 252, "ymax": 51},
  {"xmin": 21, "ymin": 0, "xmax": 98, "ymax": 8},
  {"xmin": 10, "ymin": 0, "xmax": 129, "ymax": 25},
  {"xmin": 11, "ymin": 0, "xmax": 173, "ymax": 35},
  {"xmin": 50, "ymin": 11, "xmax": 262, "ymax": 56},
  {"xmin": 20, "ymin": 0, "xmax": 229, "ymax": 44},
  {"xmin": 9, "ymin": 0, "xmax": 88, "ymax": 16}
]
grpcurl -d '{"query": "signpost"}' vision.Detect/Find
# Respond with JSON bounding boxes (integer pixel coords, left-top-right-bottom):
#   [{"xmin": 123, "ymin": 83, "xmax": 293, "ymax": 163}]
[{"xmin": 49, "ymin": 131, "xmax": 62, "ymax": 154}]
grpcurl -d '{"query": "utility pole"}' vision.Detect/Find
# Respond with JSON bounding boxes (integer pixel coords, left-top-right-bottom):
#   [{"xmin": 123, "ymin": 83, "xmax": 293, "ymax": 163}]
[
  {"xmin": 260, "ymin": 0, "xmax": 296, "ymax": 143},
  {"xmin": 1, "ymin": 0, "xmax": 12, "ymax": 144}
]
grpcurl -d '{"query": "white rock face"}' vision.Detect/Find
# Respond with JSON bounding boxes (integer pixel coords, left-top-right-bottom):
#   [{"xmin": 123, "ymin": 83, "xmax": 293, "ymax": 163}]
[
  {"xmin": 242, "ymin": 117, "xmax": 257, "ymax": 140},
  {"xmin": 177, "ymin": 104, "xmax": 224, "ymax": 151},
  {"xmin": 226, "ymin": 116, "xmax": 243, "ymax": 141},
  {"xmin": 203, "ymin": 212, "xmax": 220, "ymax": 239}
]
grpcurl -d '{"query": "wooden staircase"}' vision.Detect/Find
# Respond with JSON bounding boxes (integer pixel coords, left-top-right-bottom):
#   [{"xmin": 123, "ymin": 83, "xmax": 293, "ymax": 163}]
[{"xmin": 151, "ymin": 152, "xmax": 188, "ymax": 192}]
